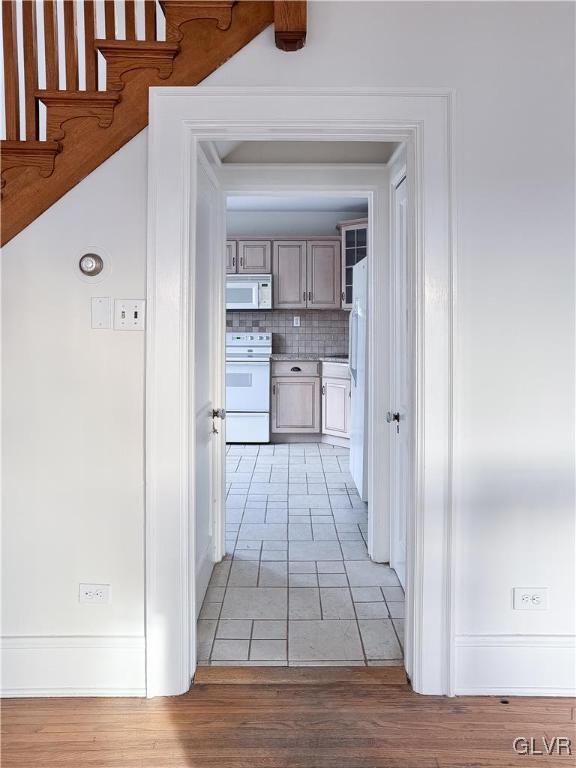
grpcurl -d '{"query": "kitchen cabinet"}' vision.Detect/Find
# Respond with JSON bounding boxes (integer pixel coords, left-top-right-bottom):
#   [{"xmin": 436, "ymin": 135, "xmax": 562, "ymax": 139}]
[
  {"xmin": 271, "ymin": 361, "xmax": 321, "ymax": 433},
  {"xmin": 273, "ymin": 239, "xmax": 340, "ymax": 310},
  {"xmin": 322, "ymin": 377, "xmax": 351, "ymax": 438},
  {"xmin": 339, "ymin": 219, "xmax": 368, "ymax": 309},
  {"xmin": 226, "ymin": 241, "xmax": 237, "ymax": 273},
  {"xmin": 272, "ymin": 378, "xmax": 321, "ymax": 434},
  {"xmin": 227, "ymin": 240, "xmax": 271, "ymax": 274},
  {"xmin": 273, "ymin": 241, "xmax": 307, "ymax": 309},
  {"xmin": 237, "ymin": 240, "xmax": 272, "ymax": 273},
  {"xmin": 307, "ymin": 241, "xmax": 341, "ymax": 309}
]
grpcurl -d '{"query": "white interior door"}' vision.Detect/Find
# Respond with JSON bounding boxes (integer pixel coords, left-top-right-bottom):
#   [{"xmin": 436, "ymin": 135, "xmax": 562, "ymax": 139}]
[
  {"xmin": 390, "ymin": 175, "xmax": 410, "ymax": 588},
  {"xmin": 192, "ymin": 152, "xmax": 226, "ymax": 641},
  {"xmin": 349, "ymin": 259, "xmax": 368, "ymax": 501}
]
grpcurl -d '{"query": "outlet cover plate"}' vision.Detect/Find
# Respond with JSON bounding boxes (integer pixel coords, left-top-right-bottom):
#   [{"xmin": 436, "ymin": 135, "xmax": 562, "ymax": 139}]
[
  {"xmin": 79, "ymin": 583, "xmax": 111, "ymax": 604},
  {"xmin": 91, "ymin": 297, "xmax": 112, "ymax": 329},
  {"xmin": 513, "ymin": 587, "xmax": 548, "ymax": 610}
]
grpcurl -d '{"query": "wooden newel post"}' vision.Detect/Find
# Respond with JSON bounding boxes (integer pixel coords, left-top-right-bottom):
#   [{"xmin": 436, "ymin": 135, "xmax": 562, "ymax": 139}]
[{"xmin": 274, "ymin": 1, "xmax": 307, "ymax": 52}]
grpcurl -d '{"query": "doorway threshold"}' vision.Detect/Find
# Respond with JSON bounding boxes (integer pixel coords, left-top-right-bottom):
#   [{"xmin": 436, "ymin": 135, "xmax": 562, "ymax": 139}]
[{"xmin": 195, "ymin": 665, "xmax": 407, "ymax": 686}]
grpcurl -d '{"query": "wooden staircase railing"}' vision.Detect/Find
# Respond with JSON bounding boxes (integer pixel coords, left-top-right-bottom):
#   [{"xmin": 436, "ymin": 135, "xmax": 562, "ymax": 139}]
[{"xmin": 0, "ymin": 0, "xmax": 307, "ymax": 246}]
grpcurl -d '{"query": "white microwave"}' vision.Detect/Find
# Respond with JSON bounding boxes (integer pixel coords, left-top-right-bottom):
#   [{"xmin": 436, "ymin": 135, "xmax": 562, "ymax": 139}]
[{"xmin": 226, "ymin": 275, "xmax": 272, "ymax": 311}]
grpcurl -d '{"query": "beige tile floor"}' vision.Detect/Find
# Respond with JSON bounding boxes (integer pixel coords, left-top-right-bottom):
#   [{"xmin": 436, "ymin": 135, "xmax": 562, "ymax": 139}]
[{"xmin": 197, "ymin": 443, "xmax": 405, "ymax": 666}]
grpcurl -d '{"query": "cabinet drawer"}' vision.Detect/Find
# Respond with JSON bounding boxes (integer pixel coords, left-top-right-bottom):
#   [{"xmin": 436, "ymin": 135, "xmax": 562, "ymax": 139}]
[
  {"xmin": 272, "ymin": 360, "xmax": 320, "ymax": 377},
  {"xmin": 322, "ymin": 361, "xmax": 350, "ymax": 379}
]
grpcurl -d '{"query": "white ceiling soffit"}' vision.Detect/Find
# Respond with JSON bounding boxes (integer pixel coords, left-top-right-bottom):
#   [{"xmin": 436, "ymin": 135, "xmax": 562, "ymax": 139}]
[
  {"xmin": 226, "ymin": 195, "xmax": 369, "ymax": 213},
  {"xmin": 216, "ymin": 140, "xmax": 399, "ymax": 164}
]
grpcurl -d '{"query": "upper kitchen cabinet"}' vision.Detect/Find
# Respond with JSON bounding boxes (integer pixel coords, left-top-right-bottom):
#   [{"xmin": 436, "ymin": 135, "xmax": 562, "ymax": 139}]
[
  {"xmin": 226, "ymin": 241, "xmax": 237, "ymax": 273},
  {"xmin": 339, "ymin": 219, "xmax": 368, "ymax": 309},
  {"xmin": 237, "ymin": 240, "xmax": 272, "ymax": 274},
  {"xmin": 307, "ymin": 241, "xmax": 341, "ymax": 309},
  {"xmin": 273, "ymin": 241, "xmax": 307, "ymax": 309},
  {"xmin": 273, "ymin": 239, "xmax": 340, "ymax": 310}
]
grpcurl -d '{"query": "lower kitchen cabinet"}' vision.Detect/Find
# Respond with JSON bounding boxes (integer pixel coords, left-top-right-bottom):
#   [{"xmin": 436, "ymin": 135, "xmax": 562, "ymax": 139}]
[
  {"xmin": 322, "ymin": 376, "xmax": 351, "ymax": 438},
  {"xmin": 271, "ymin": 376, "xmax": 321, "ymax": 434}
]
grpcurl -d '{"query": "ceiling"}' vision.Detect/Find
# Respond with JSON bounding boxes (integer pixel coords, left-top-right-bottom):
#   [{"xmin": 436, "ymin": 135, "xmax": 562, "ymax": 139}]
[
  {"xmin": 226, "ymin": 195, "xmax": 368, "ymax": 213},
  {"xmin": 213, "ymin": 140, "xmax": 399, "ymax": 165}
]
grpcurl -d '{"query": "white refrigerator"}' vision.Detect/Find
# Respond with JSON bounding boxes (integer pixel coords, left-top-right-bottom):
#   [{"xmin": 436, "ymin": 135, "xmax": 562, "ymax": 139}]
[{"xmin": 349, "ymin": 259, "xmax": 368, "ymax": 501}]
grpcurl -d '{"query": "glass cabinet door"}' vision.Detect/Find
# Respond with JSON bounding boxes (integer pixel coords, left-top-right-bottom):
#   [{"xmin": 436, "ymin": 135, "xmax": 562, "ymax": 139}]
[{"xmin": 341, "ymin": 222, "xmax": 368, "ymax": 309}]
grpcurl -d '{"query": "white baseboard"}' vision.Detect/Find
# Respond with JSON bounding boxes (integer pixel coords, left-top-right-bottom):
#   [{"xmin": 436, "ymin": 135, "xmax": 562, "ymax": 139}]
[
  {"xmin": 196, "ymin": 542, "xmax": 214, "ymax": 619},
  {"xmin": 1, "ymin": 635, "xmax": 146, "ymax": 697},
  {"xmin": 270, "ymin": 434, "xmax": 350, "ymax": 447},
  {"xmin": 455, "ymin": 634, "xmax": 576, "ymax": 696}
]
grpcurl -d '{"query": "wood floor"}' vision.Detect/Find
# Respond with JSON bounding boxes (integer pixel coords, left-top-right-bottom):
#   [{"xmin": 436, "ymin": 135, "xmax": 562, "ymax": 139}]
[{"xmin": 2, "ymin": 668, "xmax": 575, "ymax": 768}]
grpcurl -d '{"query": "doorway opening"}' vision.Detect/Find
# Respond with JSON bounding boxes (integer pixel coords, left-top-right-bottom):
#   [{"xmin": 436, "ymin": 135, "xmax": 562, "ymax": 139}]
[
  {"xmin": 145, "ymin": 87, "xmax": 455, "ymax": 697},
  {"xmin": 196, "ymin": 141, "xmax": 409, "ymax": 668}
]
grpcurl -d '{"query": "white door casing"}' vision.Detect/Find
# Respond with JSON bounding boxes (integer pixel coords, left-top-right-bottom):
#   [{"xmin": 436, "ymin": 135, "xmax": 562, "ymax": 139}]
[
  {"xmin": 390, "ymin": 172, "xmax": 410, "ymax": 589},
  {"xmin": 145, "ymin": 88, "xmax": 454, "ymax": 697}
]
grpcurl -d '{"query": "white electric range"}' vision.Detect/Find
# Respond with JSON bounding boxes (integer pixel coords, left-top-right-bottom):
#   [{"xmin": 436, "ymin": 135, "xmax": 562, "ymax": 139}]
[{"xmin": 225, "ymin": 332, "xmax": 272, "ymax": 443}]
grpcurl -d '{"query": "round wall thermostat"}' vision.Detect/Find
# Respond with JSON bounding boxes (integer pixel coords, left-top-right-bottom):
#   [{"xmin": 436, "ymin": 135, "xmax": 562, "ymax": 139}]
[{"xmin": 79, "ymin": 253, "xmax": 104, "ymax": 276}]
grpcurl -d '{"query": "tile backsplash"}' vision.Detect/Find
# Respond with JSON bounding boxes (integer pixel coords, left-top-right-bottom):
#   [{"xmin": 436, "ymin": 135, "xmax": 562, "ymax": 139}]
[{"xmin": 227, "ymin": 310, "xmax": 349, "ymax": 356}]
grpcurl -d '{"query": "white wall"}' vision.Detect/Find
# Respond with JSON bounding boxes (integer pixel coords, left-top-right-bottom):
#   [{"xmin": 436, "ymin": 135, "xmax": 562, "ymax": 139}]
[
  {"xmin": 227, "ymin": 209, "xmax": 365, "ymax": 237},
  {"xmin": 1, "ymin": 132, "xmax": 148, "ymax": 695},
  {"xmin": 2, "ymin": 2, "xmax": 574, "ymax": 696}
]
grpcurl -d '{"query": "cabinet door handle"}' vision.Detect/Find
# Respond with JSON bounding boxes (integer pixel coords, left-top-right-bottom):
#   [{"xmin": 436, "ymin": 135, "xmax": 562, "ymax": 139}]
[
  {"xmin": 322, "ymin": 385, "xmax": 326, "ymax": 395},
  {"xmin": 240, "ymin": 256, "xmax": 243, "ymax": 267},
  {"xmin": 308, "ymin": 291, "xmax": 312, "ymax": 301},
  {"xmin": 272, "ymin": 384, "xmax": 276, "ymax": 395},
  {"xmin": 303, "ymin": 291, "xmax": 306, "ymax": 301},
  {"xmin": 232, "ymin": 257, "xmax": 236, "ymax": 268},
  {"xmin": 291, "ymin": 366, "xmax": 302, "ymax": 372}
]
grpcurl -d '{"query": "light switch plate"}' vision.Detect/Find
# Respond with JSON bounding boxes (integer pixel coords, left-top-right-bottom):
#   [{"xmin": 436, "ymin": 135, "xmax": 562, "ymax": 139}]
[
  {"xmin": 114, "ymin": 299, "xmax": 145, "ymax": 330},
  {"xmin": 91, "ymin": 297, "xmax": 112, "ymax": 329},
  {"xmin": 293, "ymin": 316, "xmax": 301, "ymax": 327},
  {"xmin": 513, "ymin": 587, "xmax": 548, "ymax": 610}
]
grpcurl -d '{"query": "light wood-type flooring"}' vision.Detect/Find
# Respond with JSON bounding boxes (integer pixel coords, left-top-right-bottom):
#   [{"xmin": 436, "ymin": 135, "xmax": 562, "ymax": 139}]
[{"xmin": 3, "ymin": 666, "xmax": 575, "ymax": 768}]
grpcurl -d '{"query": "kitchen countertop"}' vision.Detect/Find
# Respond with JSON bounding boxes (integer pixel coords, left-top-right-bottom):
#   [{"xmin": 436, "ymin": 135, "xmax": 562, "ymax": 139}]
[{"xmin": 271, "ymin": 353, "xmax": 349, "ymax": 364}]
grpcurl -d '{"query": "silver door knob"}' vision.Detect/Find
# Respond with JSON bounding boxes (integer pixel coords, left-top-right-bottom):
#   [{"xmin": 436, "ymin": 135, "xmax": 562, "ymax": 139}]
[{"xmin": 212, "ymin": 408, "xmax": 226, "ymax": 419}]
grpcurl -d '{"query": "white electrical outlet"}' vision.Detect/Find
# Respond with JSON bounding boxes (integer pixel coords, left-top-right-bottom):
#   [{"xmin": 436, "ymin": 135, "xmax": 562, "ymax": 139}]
[
  {"xmin": 513, "ymin": 587, "xmax": 548, "ymax": 610},
  {"xmin": 114, "ymin": 299, "xmax": 145, "ymax": 330},
  {"xmin": 79, "ymin": 583, "xmax": 111, "ymax": 604},
  {"xmin": 293, "ymin": 316, "xmax": 301, "ymax": 327}
]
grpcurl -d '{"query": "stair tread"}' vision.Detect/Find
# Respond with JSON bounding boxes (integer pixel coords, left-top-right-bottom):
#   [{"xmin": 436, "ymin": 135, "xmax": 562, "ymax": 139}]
[
  {"xmin": 195, "ymin": 665, "xmax": 408, "ymax": 686},
  {"xmin": 1, "ymin": 139, "xmax": 61, "ymax": 151},
  {"xmin": 95, "ymin": 39, "xmax": 180, "ymax": 52},
  {"xmin": 36, "ymin": 90, "xmax": 121, "ymax": 99}
]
